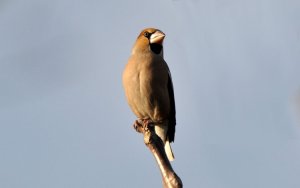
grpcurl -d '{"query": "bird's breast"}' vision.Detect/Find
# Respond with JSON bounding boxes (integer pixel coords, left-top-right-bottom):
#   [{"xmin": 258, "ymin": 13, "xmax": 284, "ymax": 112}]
[{"xmin": 123, "ymin": 54, "xmax": 169, "ymax": 120}]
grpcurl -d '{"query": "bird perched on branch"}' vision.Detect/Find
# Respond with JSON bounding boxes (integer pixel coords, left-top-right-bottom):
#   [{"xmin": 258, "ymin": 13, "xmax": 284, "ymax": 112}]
[{"xmin": 122, "ymin": 28, "xmax": 176, "ymax": 161}]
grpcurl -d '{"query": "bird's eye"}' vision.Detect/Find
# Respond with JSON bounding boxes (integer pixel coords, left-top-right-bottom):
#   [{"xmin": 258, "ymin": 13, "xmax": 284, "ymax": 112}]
[{"xmin": 144, "ymin": 31, "xmax": 150, "ymax": 38}]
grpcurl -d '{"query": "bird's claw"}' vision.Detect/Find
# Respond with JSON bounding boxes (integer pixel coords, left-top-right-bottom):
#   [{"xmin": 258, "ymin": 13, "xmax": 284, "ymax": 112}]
[
  {"xmin": 143, "ymin": 119, "xmax": 154, "ymax": 131},
  {"xmin": 133, "ymin": 118, "xmax": 154, "ymax": 133},
  {"xmin": 133, "ymin": 119, "xmax": 143, "ymax": 133}
]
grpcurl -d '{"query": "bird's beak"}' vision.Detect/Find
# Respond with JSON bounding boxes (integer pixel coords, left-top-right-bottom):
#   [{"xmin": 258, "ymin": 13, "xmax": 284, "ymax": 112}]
[{"xmin": 150, "ymin": 30, "xmax": 165, "ymax": 45}]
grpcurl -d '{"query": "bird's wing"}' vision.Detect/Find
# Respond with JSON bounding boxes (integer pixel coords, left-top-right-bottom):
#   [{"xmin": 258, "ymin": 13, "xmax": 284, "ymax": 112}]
[{"xmin": 165, "ymin": 62, "xmax": 176, "ymax": 143}]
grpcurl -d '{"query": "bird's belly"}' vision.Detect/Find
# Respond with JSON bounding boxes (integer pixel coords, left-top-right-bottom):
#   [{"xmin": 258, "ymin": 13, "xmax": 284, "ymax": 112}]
[
  {"xmin": 127, "ymin": 79, "xmax": 169, "ymax": 121},
  {"xmin": 126, "ymin": 80, "xmax": 151, "ymax": 119}
]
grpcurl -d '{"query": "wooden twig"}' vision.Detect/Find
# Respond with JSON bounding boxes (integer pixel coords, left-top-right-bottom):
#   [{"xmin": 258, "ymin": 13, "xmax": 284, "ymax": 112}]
[{"xmin": 134, "ymin": 121, "xmax": 183, "ymax": 188}]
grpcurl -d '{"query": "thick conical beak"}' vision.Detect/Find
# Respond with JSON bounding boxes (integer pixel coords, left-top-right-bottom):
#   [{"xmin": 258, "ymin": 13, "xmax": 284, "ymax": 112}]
[{"xmin": 150, "ymin": 30, "xmax": 165, "ymax": 45}]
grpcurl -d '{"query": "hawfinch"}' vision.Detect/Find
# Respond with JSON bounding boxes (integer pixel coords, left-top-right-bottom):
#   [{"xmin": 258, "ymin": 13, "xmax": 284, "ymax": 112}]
[{"xmin": 122, "ymin": 28, "xmax": 176, "ymax": 161}]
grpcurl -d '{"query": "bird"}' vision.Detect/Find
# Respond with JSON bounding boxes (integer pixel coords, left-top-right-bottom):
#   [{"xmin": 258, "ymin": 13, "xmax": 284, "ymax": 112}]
[{"xmin": 122, "ymin": 28, "xmax": 176, "ymax": 161}]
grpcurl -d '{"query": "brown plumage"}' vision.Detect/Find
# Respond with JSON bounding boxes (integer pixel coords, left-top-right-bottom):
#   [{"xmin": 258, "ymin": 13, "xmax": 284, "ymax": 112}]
[{"xmin": 122, "ymin": 28, "xmax": 176, "ymax": 161}]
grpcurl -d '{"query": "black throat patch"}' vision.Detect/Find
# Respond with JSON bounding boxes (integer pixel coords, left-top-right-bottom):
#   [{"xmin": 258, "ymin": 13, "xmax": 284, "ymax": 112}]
[{"xmin": 150, "ymin": 43, "xmax": 163, "ymax": 54}]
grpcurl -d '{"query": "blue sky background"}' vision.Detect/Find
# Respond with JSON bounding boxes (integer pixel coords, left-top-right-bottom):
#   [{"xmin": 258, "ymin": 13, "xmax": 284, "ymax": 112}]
[{"xmin": 1, "ymin": 0, "xmax": 300, "ymax": 187}]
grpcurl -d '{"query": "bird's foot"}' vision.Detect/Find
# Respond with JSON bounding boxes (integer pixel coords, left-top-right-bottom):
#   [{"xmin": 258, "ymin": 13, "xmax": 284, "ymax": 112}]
[
  {"xmin": 133, "ymin": 118, "xmax": 154, "ymax": 133},
  {"xmin": 133, "ymin": 119, "xmax": 143, "ymax": 133},
  {"xmin": 142, "ymin": 119, "xmax": 154, "ymax": 131}
]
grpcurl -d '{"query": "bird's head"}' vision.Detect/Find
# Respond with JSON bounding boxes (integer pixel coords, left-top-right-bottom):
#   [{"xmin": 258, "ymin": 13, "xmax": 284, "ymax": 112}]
[{"xmin": 132, "ymin": 28, "xmax": 165, "ymax": 56}]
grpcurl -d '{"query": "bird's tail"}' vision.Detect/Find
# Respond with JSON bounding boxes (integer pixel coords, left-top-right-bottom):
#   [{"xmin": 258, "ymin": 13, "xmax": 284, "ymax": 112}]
[
  {"xmin": 165, "ymin": 140, "xmax": 174, "ymax": 161},
  {"xmin": 155, "ymin": 124, "xmax": 175, "ymax": 161}
]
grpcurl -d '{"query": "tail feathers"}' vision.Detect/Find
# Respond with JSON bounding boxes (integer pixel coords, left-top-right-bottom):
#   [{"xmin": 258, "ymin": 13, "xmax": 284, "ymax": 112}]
[
  {"xmin": 154, "ymin": 124, "xmax": 175, "ymax": 161},
  {"xmin": 165, "ymin": 140, "xmax": 175, "ymax": 161}
]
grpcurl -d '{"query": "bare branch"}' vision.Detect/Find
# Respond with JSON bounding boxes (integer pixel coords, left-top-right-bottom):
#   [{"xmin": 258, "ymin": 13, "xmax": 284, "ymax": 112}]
[{"xmin": 134, "ymin": 121, "xmax": 183, "ymax": 188}]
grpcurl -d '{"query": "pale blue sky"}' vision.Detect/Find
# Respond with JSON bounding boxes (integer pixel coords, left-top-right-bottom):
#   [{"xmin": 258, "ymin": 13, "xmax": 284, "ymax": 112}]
[{"xmin": 1, "ymin": 0, "xmax": 300, "ymax": 187}]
